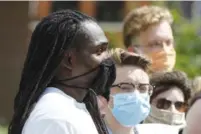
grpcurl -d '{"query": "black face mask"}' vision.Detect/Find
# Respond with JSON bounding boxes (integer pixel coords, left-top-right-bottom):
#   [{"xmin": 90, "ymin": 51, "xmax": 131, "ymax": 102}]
[
  {"xmin": 90, "ymin": 58, "xmax": 116, "ymax": 101},
  {"xmin": 53, "ymin": 58, "xmax": 116, "ymax": 101}
]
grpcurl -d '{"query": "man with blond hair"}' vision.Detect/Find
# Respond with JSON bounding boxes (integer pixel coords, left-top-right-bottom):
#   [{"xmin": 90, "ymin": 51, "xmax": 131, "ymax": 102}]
[{"xmin": 123, "ymin": 6, "xmax": 176, "ymax": 73}]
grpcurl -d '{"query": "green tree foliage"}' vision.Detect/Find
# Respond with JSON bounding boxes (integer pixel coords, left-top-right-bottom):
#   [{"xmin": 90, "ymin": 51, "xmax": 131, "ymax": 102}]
[{"xmin": 172, "ymin": 9, "xmax": 201, "ymax": 78}]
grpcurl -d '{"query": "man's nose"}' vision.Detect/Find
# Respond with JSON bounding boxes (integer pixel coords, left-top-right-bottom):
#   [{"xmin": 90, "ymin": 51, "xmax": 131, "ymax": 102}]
[
  {"xmin": 105, "ymin": 50, "xmax": 111, "ymax": 59},
  {"xmin": 161, "ymin": 42, "xmax": 169, "ymax": 53},
  {"xmin": 102, "ymin": 50, "xmax": 111, "ymax": 60}
]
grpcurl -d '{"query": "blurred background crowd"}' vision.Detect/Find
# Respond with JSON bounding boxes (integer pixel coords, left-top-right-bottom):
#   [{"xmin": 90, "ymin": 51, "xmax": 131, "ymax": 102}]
[{"xmin": 1, "ymin": 1, "xmax": 201, "ymax": 134}]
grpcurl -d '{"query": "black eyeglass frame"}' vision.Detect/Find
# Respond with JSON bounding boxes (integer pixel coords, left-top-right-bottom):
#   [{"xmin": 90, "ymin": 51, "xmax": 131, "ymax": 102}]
[{"xmin": 112, "ymin": 82, "xmax": 153, "ymax": 95}]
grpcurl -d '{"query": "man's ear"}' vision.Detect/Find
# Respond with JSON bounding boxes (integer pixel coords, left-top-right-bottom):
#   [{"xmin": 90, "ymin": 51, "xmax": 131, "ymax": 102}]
[{"xmin": 62, "ymin": 51, "xmax": 76, "ymax": 71}]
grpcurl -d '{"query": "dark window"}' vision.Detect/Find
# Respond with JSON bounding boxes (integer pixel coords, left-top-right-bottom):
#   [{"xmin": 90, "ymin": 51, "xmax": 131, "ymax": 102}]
[
  {"xmin": 51, "ymin": 1, "xmax": 79, "ymax": 12},
  {"xmin": 96, "ymin": 1, "xmax": 124, "ymax": 22}
]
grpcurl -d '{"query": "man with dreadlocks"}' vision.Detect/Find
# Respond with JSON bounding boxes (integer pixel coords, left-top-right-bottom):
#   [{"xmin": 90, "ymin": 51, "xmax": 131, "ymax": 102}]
[{"xmin": 8, "ymin": 10, "xmax": 116, "ymax": 134}]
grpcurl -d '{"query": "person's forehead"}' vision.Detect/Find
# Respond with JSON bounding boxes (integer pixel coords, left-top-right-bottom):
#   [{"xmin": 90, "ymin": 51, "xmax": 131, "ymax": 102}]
[
  {"xmin": 154, "ymin": 87, "xmax": 184, "ymax": 102},
  {"xmin": 114, "ymin": 65, "xmax": 149, "ymax": 84},
  {"xmin": 78, "ymin": 21, "xmax": 108, "ymax": 46},
  {"xmin": 138, "ymin": 21, "xmax": 173, "ymax": 44}
]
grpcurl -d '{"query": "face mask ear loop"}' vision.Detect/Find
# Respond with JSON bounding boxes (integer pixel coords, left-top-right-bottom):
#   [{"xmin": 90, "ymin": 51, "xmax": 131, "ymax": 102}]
[
  {"xmin": 59, "ymin": 66, "xmax": 98, "ymax": 81},
  {"xmin": 58, "ymin": 26, "xmax": 100, "ymax": 82}
]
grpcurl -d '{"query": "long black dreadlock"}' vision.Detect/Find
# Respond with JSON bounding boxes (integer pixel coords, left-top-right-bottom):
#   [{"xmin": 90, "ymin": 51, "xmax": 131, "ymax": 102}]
[{"xmin": 9, "ymin": 10, "xmax": 108, "ymax": 134}]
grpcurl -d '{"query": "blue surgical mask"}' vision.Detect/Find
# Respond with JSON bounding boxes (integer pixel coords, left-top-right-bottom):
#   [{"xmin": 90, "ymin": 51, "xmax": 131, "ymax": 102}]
[{"xmin": 112, "ymin": 91, "xmax": 150, "ymax": 127}]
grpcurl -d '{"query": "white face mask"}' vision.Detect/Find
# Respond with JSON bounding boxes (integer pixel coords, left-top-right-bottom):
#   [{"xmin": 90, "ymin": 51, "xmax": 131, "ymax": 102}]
[{"xmin": 144, "ymin": 105, "xmax": 186, "ymax": 126}]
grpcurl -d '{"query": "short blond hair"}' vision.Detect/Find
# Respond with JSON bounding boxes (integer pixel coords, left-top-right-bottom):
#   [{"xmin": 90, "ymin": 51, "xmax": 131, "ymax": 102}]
[
  {"xmin": 123, "ymin": 5, "xmax": 173, "ymax": 48},
  {"xmin": 110, "ymin": 48, "xmax": 151, "ymax": 71}
]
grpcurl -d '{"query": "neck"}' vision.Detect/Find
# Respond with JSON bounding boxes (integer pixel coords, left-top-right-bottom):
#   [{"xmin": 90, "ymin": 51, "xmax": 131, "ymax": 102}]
[
  {"xmin": 53, "ymin": 67, "xmax": 97, "ymax": 102},
  {"xmin": 104, "ymin": 107, "xmax": 134, "ymax": 134},
  {"xmin": 54, "ymin": 82, "xmax": 88, "ymax": 102}
]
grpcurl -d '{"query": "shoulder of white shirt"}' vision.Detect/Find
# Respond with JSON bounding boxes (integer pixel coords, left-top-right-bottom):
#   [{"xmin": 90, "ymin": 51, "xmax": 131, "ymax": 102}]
[
  {"xmin": 22, "ymin": 87, "xmax": 99, "ymax": 134},
  {"xmin": 31, "ymin": 87, "xmax": 88, "ymax": 119}
]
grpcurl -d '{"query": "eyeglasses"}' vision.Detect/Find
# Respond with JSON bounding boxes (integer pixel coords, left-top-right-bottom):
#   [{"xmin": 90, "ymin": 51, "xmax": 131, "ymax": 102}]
[
  {"xmin": 112, "ymin": 82, "xmax": 153, "ymax": 95},
  {"xmin": 155, "ymin": 98, "xmax": 187, "ymax": 112}
]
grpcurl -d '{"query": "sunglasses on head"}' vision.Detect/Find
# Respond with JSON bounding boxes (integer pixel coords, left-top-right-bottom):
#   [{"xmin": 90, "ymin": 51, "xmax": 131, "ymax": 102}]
[{"xmin": 155, "ymin": 98, "xmax": 187, "ymax": 112}]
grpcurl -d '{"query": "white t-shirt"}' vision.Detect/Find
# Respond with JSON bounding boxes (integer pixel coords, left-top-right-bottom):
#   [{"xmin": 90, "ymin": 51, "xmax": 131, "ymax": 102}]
[
  {"xmin": 22, "ymin": 87, "xmax": 99, "ymax": 134},
  {"xmin": 136, "ymin": 123, "xmax": 182, "ymax": 134}
]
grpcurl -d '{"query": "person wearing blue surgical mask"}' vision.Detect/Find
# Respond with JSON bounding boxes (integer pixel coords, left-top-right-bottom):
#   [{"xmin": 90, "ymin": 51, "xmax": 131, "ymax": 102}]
[{"xmin": 101, "ymin": 48, "xmax": 153, "ymax": 134}]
